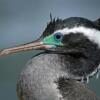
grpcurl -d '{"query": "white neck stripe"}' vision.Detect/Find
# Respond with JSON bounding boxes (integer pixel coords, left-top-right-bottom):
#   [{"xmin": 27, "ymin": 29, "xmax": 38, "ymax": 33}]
[{"xmin": 54, "ymin": 26, "xmax": 100, "ymax": 47}]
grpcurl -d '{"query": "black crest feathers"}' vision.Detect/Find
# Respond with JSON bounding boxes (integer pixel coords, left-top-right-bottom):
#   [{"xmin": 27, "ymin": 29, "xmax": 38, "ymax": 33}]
[{"xmin": 42, "ymin": 17, "xmax": 63, "ymax": 37}]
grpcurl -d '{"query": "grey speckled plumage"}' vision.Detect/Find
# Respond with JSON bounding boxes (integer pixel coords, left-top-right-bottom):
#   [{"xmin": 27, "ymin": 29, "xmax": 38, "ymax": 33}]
[
  {"xmin": 16, "ymin": 17, "xmax": 100, "ymax": 100},
  {"xmin": 0, "ymin": 17, "xmax": 100, "ymax": 100},
  {"xmin": 17, "ymin": 53, "xmax": 99, "ymax": 100}
]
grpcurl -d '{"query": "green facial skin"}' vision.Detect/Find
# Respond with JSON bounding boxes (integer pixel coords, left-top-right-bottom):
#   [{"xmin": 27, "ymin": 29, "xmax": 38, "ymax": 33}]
[{"xmin": 42, "ymin": 34, "xmax": 63, "ymax": 46}]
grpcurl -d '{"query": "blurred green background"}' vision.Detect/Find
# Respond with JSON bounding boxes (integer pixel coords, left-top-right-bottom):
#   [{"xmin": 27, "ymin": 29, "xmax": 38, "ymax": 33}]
[{"xmin": 0, "ymin": 0, "xmax": 100, "ymax": 100}]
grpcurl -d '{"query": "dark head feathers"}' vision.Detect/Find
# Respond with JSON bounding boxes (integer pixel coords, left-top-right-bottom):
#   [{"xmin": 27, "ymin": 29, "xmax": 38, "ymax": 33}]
[
  {"xmin": 94, "ymin": 18, "xmax": 100, "ymax": 27},
  {"xmin": 42, "ymin": 17, "xmax": 100, "ymax": 38},
  {"xmin": 42, "ymin": 18, "xmax": 63, "ymax": 37}
]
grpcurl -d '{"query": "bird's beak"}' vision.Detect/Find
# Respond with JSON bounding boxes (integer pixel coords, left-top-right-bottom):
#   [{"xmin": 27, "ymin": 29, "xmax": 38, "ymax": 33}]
[{"xmin": 0, "ymin": 40, "xmax": 55, "ymax": 56}]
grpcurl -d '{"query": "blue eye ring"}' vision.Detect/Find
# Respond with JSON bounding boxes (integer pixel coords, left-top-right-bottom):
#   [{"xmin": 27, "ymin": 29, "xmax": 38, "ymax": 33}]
[{"xmin": 54, "ymin": 32, "xmax": 63, "ymax": 41}]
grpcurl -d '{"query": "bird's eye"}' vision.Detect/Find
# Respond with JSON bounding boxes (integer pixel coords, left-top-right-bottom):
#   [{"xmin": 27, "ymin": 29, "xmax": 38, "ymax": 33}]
[{"xmin": 54, "ymin": 32, "xmax": 63, "ymax": 41}]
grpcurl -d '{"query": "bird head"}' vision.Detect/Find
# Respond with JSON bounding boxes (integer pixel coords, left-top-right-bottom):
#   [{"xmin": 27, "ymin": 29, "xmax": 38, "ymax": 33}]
[{"xmin": 1, "ymin": 17, "xmax": 100, "ymax": 82}]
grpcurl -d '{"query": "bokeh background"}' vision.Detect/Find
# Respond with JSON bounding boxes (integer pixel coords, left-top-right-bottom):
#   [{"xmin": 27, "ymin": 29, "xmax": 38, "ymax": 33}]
[{"xmin": 0, "ymin": 0, "xmax": 100, "ymax": 100}]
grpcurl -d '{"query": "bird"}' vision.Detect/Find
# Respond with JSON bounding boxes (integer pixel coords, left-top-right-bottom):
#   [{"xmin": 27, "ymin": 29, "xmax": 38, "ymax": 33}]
[{"xmin": 0, "ymin": 17, "xmax": 100, "ymax": 100}]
